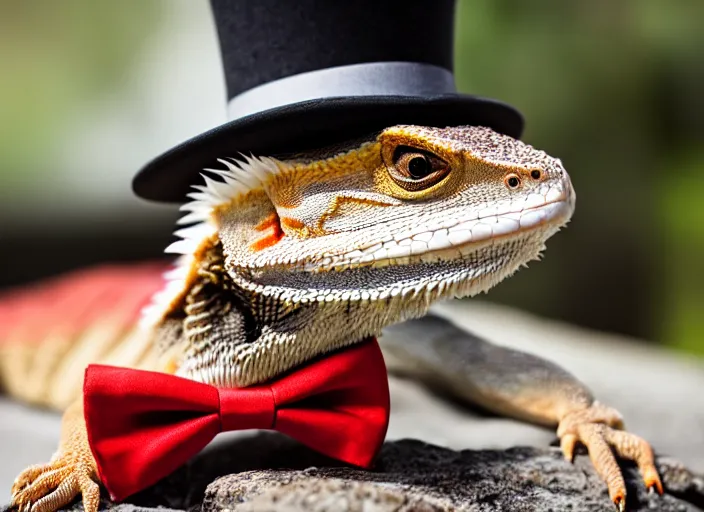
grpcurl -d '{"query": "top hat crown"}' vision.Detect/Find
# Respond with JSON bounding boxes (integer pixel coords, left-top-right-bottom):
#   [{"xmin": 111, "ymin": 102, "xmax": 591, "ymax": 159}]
[{"xmin": 133, "ymin": 0, "xmax": 524, "ymax": 202}]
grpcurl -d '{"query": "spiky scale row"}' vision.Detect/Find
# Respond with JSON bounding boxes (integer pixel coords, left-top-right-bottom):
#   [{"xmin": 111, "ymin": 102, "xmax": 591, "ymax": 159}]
[{"xmin": 141, "ymin": 155, "xmax": 283, "ymax": 327}]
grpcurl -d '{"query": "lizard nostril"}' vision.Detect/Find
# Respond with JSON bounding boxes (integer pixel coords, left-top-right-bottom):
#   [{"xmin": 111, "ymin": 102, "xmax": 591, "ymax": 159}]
[
  {"xmin": 530, "ymin": 170, "xmax": 542, "ymax": 180},
  {"xmin": 504, "ymin": 174, "xmax": 521, "ymax": 190}
]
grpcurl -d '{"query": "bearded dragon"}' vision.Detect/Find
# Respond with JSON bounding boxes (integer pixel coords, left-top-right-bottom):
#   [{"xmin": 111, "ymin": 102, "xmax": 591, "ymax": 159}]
[{"xmin": 6, "ymin": 125, "xmax": 662, "ymax": 512}]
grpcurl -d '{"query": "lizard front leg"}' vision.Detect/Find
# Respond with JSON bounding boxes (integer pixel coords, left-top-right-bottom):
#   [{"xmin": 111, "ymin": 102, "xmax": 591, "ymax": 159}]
[
  {"xmin": 381, "ymin": 314, "xmax": 663, "ymax": 511},
  {"xmin": 10, "ymin": 328, "xmax": 186, "ymax": 512}
]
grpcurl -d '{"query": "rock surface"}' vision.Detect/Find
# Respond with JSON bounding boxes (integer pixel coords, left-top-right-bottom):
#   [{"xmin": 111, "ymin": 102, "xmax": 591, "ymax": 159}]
[
  {"xmin": 8, "ymin": 433, "xmax": 700, "ymax": 512},
  {"xmin": 202, "ymin": 436, "xmax": 704, "ymax": 512}
]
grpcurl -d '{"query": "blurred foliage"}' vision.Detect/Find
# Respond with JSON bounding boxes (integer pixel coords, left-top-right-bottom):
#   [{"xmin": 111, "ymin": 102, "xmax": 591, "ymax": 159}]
[
  {"xmin": 455, "ymin": 0, "xmax": 704, "ymax": 354},
  {"xmin": 0, "ymin": 1, "xmax": 701, "ymax": 355},
  {"xmin": 660, "ymin": 152, "xmax": 704, "ymax": 354},
  {"xmin": 0, "ymin": 1, "xmax": 161, "ymax": 188}
]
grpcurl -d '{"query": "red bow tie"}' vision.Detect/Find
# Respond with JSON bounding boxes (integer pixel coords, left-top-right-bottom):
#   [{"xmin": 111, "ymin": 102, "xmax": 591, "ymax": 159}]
[{"xmin": 83, "ymin": 339, "xmax": 390, "ymax": 501}]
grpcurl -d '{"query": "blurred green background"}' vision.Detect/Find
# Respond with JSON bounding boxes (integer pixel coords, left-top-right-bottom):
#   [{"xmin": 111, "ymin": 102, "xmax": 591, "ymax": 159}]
[{"xmin": 0, "ymin": 1, "xmax": 702, "ymax": 355}]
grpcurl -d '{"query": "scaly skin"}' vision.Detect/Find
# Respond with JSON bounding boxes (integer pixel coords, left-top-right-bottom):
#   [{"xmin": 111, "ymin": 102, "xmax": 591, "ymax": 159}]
[{"xmin": 9, "ymin": 125, "xmax": 661, "ymax": 512}]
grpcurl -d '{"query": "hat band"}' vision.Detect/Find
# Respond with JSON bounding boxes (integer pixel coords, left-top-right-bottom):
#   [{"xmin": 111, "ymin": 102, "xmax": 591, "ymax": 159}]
[{"xmin": 227, "ymin": 61, "xmax": 456, "ymax": 120}]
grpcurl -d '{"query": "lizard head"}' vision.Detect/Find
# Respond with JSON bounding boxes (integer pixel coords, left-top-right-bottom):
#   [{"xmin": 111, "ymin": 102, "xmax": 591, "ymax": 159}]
[{"xmin": 150, "ymin": 125, "xmax": 574, "ymax": 324}]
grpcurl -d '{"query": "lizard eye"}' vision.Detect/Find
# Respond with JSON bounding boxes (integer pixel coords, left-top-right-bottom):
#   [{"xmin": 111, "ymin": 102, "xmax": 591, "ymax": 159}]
[{"xmin": 389, "ymin": 147, "xmax": 449, "ymax": 191}]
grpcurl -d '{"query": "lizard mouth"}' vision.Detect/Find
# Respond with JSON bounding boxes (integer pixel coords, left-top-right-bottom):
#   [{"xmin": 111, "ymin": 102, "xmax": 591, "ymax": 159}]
[
  {"xmin": 313, "ymin": 192, "xmax": 574, "ymax": 272},
  {"xmin": 232, "ymin": 190, "xmax": 574, "ymax": 302},
  {"xmin": 415, "ymin": 196, "xmax": 573, "ymax": 261}
]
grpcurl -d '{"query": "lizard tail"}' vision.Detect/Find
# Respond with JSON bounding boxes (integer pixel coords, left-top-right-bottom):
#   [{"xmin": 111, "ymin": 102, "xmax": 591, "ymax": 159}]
[{"xmin": 0, "ymin": 263, "xmax": 169, "ymax": 410}]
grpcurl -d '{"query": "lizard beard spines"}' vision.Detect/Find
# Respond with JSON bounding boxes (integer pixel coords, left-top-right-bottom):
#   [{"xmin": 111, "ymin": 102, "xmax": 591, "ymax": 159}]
[{"xmin": 181, "ymin": 239, "xmax": 253, "ymax": 359}]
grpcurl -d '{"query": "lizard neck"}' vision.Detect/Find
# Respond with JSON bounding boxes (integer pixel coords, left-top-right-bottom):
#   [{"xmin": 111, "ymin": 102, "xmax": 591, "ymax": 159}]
[
  {"xmin": 164, "ymin": 224, "xmax": 549, "ymax": 388},
  {"xmin": 171, "ymin": 236, "xmax": 435, "ymax": 387}
]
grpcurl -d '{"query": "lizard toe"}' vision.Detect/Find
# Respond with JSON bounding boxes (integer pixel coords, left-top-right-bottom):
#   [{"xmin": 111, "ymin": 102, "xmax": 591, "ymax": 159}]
[
  {"xmin": 602, "ymin": 426, "xmax": 664, "ymax": 496},
  {"xmin": 75, "ymin": 466, "xmax": 101, "ymax": 512},
  {"xmin": 12, "ymin": 466, "xmax": 72, "ymax": 507},
  {"xmin": 558, "ymin": 403, "xmax": 663, "ymax": 510},
  {"xmin": 29, "ymin": 476, "xmax": 78, "ymax": 512},
  {"xmin": 11, "ymin": 463, "xmax": 58, "ymax": 498},
  {"xmin": 560, "ymin": 432, "xmax": 578, "ymax": 462},
  {"xmin": 575, "ymin": 423, "xmax": 627, "ymax": 508},
  {"xmin": 10, "ymin": 457, "xmax": 98, "ymax": 512}
]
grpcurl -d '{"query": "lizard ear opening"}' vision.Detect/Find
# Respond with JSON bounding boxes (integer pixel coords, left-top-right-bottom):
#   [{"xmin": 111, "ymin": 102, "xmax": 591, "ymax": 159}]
[
  {"xmin": 250, "ymin": 211, "xmax": 285, "ymax": 252},
  {"xmin": 214, "ymin": 187, "xmax": 284, "ymax": 261}
]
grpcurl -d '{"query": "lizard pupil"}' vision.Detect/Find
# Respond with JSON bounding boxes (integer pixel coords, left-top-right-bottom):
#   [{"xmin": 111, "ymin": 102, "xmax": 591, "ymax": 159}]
[
  {"xmin": 408, "ymin": 156, "xmax": 430, "ymax": 179},
  {"xmin": 507, "ymin": 177, "xmax": 520, "ymax": 188}
]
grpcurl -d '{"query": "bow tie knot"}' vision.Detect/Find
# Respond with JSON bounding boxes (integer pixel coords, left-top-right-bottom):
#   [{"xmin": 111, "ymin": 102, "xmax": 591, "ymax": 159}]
[{"xmin": 218, "ymin": 387, "xmax": 275, "ymax": 431}]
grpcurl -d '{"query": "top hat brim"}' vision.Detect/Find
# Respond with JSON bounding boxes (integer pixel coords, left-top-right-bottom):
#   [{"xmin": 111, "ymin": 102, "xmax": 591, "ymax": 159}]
[{"xmin": 133, "ymin": 94, "xmax": 524, "ymax": 203}]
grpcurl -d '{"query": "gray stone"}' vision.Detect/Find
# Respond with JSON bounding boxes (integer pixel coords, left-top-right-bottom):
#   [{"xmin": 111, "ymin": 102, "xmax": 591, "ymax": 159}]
[
  {"xmin": 11, "ymin": 433, "xmax": 697, "ymax": 512},
  {"xmin": 200, "ymin": 435, "xmax": 704, "ymax": 512}
]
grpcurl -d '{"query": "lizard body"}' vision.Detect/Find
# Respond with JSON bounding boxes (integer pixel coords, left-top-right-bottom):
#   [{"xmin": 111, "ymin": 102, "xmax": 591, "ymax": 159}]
[{"xmin": 7, "ymin": 125, "xmax": 660, "ymax": 512}]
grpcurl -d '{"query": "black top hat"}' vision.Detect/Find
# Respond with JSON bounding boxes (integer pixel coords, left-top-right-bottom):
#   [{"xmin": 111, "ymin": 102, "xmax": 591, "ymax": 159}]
[{"xmin": 133, "ymin": 0, "xmax": 524, "ymax": 202}]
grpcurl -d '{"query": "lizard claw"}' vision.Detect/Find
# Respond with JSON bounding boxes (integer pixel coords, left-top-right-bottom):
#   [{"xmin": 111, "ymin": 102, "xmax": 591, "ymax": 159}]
[
  {"xmin": 615, "ymin": 495, "xmax": 625, "ymax": 512},
  {"xmin": 11, "ymin": 455, "xmax": 100, "ymax": 512},
  {"xmin": 560, "ymin": 433, "xmax": 578, "ymax": 463},
  {"xmin": 558, "ymin": 401, "xmax": 663, "ymax": 510}
]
